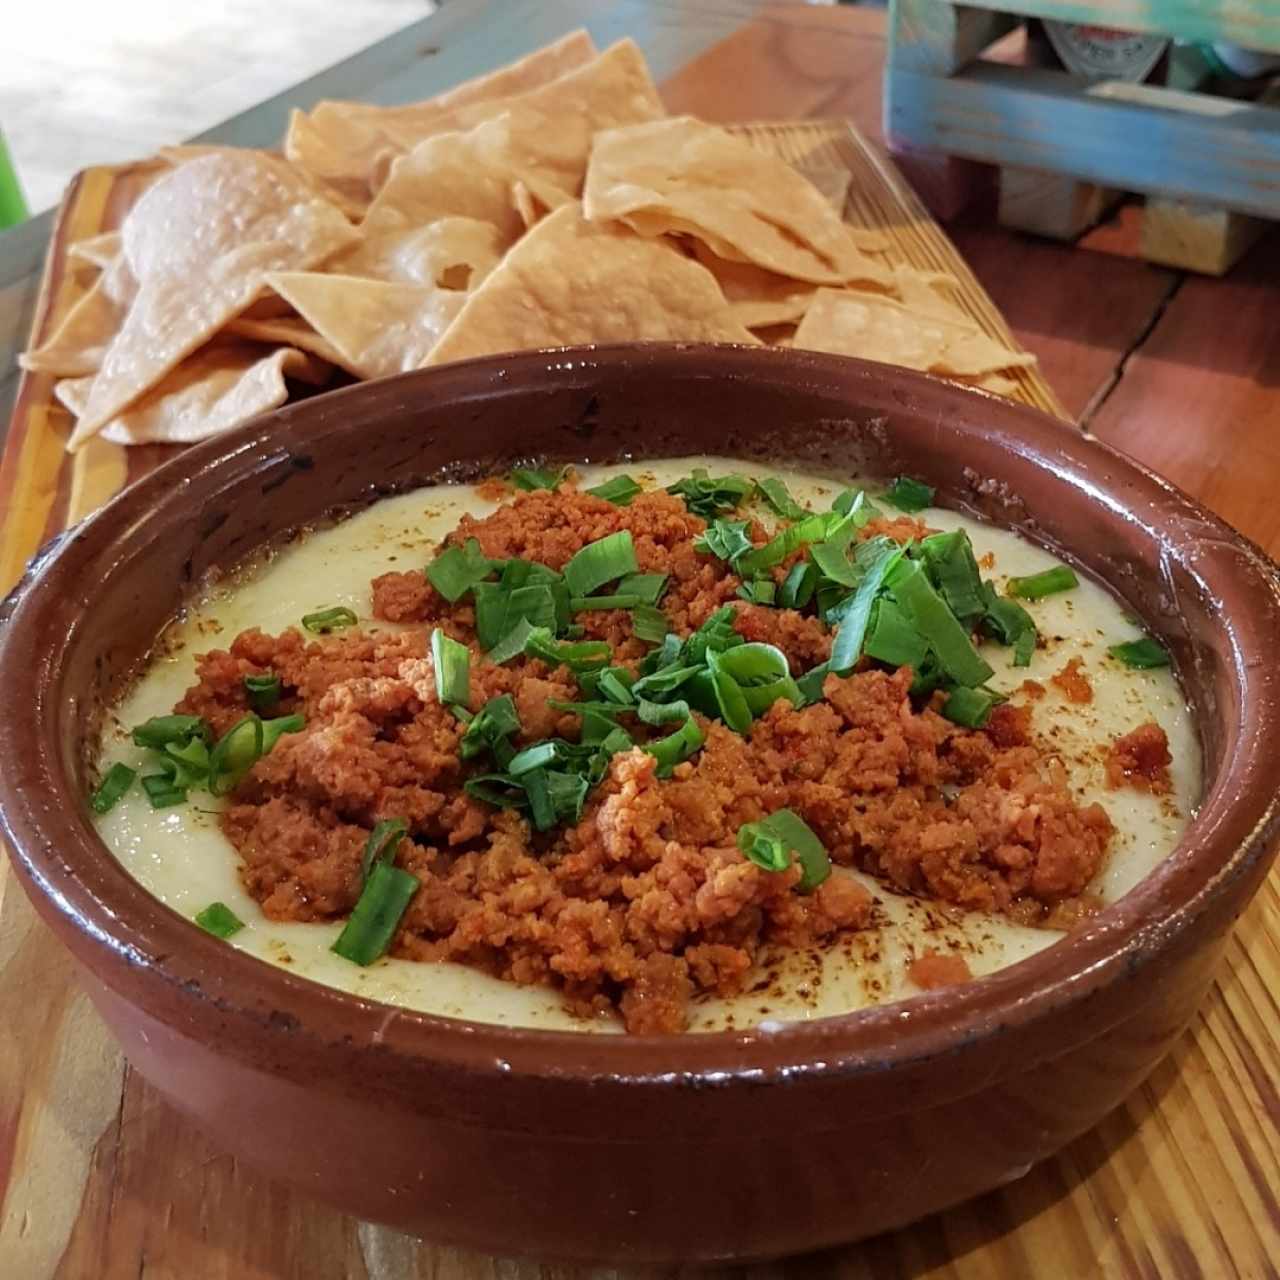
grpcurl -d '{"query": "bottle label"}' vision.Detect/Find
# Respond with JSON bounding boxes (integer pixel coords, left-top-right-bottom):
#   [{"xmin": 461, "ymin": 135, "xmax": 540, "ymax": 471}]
[{"xmin": 1043, "ymin": 22, "xmax": 1170, "ymax": 81}]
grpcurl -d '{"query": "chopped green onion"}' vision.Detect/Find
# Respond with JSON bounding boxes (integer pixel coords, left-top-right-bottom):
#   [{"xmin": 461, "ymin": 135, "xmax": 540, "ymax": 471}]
[
  {"xmin": 695, "ymin": 519, "xmax": 754, "ymax": 563},
  {"xmin": 431, "ymin": 629, "xmax": 471, "ymax": 705},
  {"xmin": 779, "ymin": 561, "xmax": 817, "ymax": 609},
  {"xmin": 195, "ymin": 901, "xmax": 244, "ymax": 939},
  {"xmin": 586, "ymin": 474, "xmax": 642, "ymax": 506},
  {"xmin": 474, "ymin": 581, "xmax": 558, "ymax": 651},
  {"xmin": 711, "ymin": 643, "xmax": 800, "ymax": 715},
  {"xmin": 459, "ymin": 694, "xmax": 520, "ymax": 761},
  {"xmin": 921, "ymin": 530, "xmax": 986, "ymax": 622},
  {"xmin": 810, "ymin": 540, "xmax": 861, "ymax": 588},
  {"xmin": 888, "ymin": 559, "xmax": 994, "ymax": 688},
  {"xmin": 736, "ymin": 513, "xmax": 829, "ymax": 577},
  {"xmin": 667, "ymin": 469, "xmax": 754, "ymax": 518},
  {"xmin": 885, "ymin": 476, "xmax": 935, "ymax": 513},
  {"xmin": 243, "ymin": 672, "xmax": 281, "ymax": 711},
  {"xmin": 563, "ymin": 531, "xmax": 638, "ymax": 597},
  {"xmin": 632, "ymin": 604, "xmax": 670, "ymax": 644},
  {"xmin": 736, "ymin": 824, "xmax": 790, "ymax": 872},
  {"xmin": 864, "ymin": 598, "xmax": 930, "ymax": 670},
  {"xmin": 426, "ymin": 539, "xmax": 495, "ymax": 602},
  {"xmin": 570, "ymin": 593, "xmax": 642, "ymax": 611},
  {"xmin": 261, "ymin": 714, "xmax": 304, "ymax": 755},
  {"xmin": 643, "ymin": 711, "xmax": 705, "ymax": 775},
  {"xmin": 636, "ymin": 697, "xmax": 693, "ymax": 726},
  {"xmin": 737, "ymin": 578, "xmax": 777, "ymax": 606},
  {"xmin": 1013, "ymin": 629, "xmax": 1037, "ymax": 667},
  {"xmin": 526, "ymin": 634, "xmax": 612, "ymax": 672},
  {"xmin": 737, "ymin": 809, "xmax": 830, "ymax": 892},
  {"xmin": 683, "ymin": 605, "xmax": 743, "ymax": 665},
  {"xmin": 631, "ymin": 663, "xmax": 701, "ymax": 699},
  {"xmin": 704, "ymin": 654, "xmax": 753, "ymax": 734},
  {"xmin": 942, "ymin": 686, "xmax": 1001, "ymax": 728},
  {"xmin": 597, "ymin": 669, "xmax": 635, "ymax": 704},
  {"xmin": 331, "ymin": 861, "xmax": 419, "ymax": 966},
  {"xmin": 361, "ymin": 817, "xmax": 410, "ymax": 884},
  {"xmin": 507, "ymin": 741, "xmax": 569, "ymax": 777},
  {"xmin": 208, "ymin": 714, "xmax": 265, "ymax": 797},
  {"xmin": 793, "ymin": 662, "xmax": 829, "ymax": 707},
  {"xmin": 1108, "ymin": 636, "xmax": 1169, "ymax": 669},
  {"xmin": 510, "ymin": 464, "xmax": 568, "ymax": 491},
  {"xmin": 131, "ymin": 714, "xmax": 207, "ymax": 750},
  {"xmin": 301, "ymin": 606, "xmax": 357, "ymax": 633},
  {"xmin": 159, "ymin": 737, "xmax": 211, "ymax": 789},
  {"xmin": 485, "ymin": 617, "xmax": 545, "ymax": 665},
  {"xmin": 832, "ymin": 488, "xmax": 880, "ymax": 528},
  {"xmin": 91, "ymin": 762, "xmax": 136, "ymax": 814},
  {"xmin": 546, "ymin": 769, "xmax": 591, "ymax": 822},
  {"xmin": 141, "ymin": 774, "xmax": 187, "ymax": 809},
  {"xmin": 617, "ymin": 572, "xmax": 668, "ymax": 605},
  {"xmin": 828, "ymin": 539, "xmax": 908, "ymax": 675},
  {"xmin": 579, "ymin": 707, "xmax": 622, "ymax": 743},
  {"xmin": 756, "ymin": 477, "xmax": 807, "ymax": 520},
  {"xmin": 520, "ymin": 768, "xmax": 556, "ymax": 830},
  {"xmin": 1007, "ymin": 566, "xmax": 1079, "ymax": 600}
]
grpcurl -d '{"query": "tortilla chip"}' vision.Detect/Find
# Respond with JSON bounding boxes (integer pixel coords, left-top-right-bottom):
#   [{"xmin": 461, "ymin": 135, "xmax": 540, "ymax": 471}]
[
  {"xmin": 21, "ymin": 256, "xmax": 136, "ymax": 378},
  {"xmin": 424, "ymin": 203, "xmax": 759, "ymax": 367},
  {"xmin": 224, "ymin": 315, "xmax": 347, "ymax": 368},
  {"xmin": 67, "ymin": 231, "xmax": 123, "ymax": 270},
  {"xmin": 329, "ymin": 217, "xmax": 507, "ymax": 289},
  {"xmin": 363, "ymin": 115, "xmax": 565, "ymax": 241},
  {"xmin": 692, "ymin": 243, "xmax": 816, "ymax": 330},
  {"xmin": 56, "ymin": 343, "xmax": 326, "ymax": 445},
  {"xmin": 266, "ymin": 273, "xmax": 467, "ymax": 380},
  {"xmin": 67, "ymin": 152, "xmax": 357, "ymax": 450},
  {"xmin": 792, "ymin": 288, "xmax": 1037, "ymax": 379},
  {"xmin": 584, "ymin": 117, "xmax": 890, "ymax": 287},
  {"xmin": 285, "ymin": 30, "xmax": 598, "ymax": 191}
]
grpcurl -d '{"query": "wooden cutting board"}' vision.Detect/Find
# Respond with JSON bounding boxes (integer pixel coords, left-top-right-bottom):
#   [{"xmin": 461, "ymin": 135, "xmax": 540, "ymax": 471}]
[{"xmin": 7, "ymin": 122, "xmax": 1275, "ymax": 1280}]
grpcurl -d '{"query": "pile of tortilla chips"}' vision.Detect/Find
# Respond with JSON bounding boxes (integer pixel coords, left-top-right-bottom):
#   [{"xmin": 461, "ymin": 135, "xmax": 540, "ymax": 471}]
[{"xmin": 22, "ymin": 31, "xmax": 1036, "ymax": 452}]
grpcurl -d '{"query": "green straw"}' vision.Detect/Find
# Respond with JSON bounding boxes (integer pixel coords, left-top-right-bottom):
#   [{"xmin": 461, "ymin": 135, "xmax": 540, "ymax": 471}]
[{"xmin": 0, "ymin": 131, "xmax": 29, "ymax": 229}]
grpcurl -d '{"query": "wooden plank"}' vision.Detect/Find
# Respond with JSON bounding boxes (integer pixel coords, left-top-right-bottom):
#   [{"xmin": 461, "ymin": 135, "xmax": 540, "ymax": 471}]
[
  {"xmin": 888, "ymin": 61, "xmax": 1280, "ymax": 219},
  {"xmin": 999, "ymin": 165, "xmax": 1121, "ymax": 240},
  {"xmin": 889, "ymin": 0, "xmax": 1019, "ymax": 74},
  {"xmin": 934, "ymin": 0, "xmax": 1280, "ymax": 52},
  {"xmin": 1140, "ymin": 196, "xmax": 1268, "ymax": 274}
]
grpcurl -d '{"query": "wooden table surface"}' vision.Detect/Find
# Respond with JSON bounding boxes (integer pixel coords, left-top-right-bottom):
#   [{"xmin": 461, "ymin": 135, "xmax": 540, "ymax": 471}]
[{"xmin": 1, "ymin": 3, "xmax": 1278, "ymax": 1277}]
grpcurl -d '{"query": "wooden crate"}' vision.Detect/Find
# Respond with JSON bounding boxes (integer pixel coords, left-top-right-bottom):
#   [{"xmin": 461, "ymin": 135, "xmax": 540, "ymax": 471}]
[{"xmin": 885, "ymin": 0, "xmax": 1280, "ymax": 272}]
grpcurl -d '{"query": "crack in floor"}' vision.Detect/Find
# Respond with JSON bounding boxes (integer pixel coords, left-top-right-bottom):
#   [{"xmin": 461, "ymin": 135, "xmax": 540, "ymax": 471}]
[{"xmin": 1079, "ymin": 271, "xmax": 1187, "ymax": 434}]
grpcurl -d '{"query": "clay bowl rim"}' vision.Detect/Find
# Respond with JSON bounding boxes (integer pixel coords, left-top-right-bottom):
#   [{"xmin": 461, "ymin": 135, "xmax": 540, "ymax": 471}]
[{"xmin": 2, "ymin": 343, "xmax": 1278, "ymax": 1089}]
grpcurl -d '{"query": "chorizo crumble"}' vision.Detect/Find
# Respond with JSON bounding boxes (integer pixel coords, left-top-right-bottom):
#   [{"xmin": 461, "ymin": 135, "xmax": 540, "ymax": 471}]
[{"xmin": 169, "ymin": 480, "xmax": 1154, "ymax": 1033}]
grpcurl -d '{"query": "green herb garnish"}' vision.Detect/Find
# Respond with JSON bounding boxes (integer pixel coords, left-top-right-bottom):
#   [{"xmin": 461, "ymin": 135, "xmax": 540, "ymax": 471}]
[
  {"xmin": 885, "ymin": 475, "xmax": 935, "ymax": 513},
  {"xmin": 667, "ymin": 469, "xmax": 754, "ymax": 518},
  {"xmin": 90, "ymin": 762, "xmax": 136, "ymax": 814},
  {"xmin": 695, "ymin": 519, "xmax": 754, "ymax": 564},
  {"xmin": 426, "ymin": 538, "xmax": 495, "ymax": 602},
  {"xmin": 301, "ymin": 606, "xmax": 358, "ymax": 633},
  {"xmin": 586, "ymin": 474, "xmax": 642, "ymax": 506},
  {"xmin": 361, "ymin": 818, "xmax": 410, "ymax": 885},
  {"xmin": 756, "ymin": 477, "xmax": 807, "ymax": 520},
  {"xmin": 431, "ymin": 629, "xmax": 470, "ymax": 706},
  {"xmin": 195, "ymin": 902, "xmax": 245, "ymax": 939},
  {"xmin": 942, "ymin": 685, "xmax": 1002, "ymax": 729},
  {"xmin": 632, "ymin": 604, "xmax": 670, "ymax": 645},
  {"xmin": 331, "ymin": 861, "xmax": 420, "ymax": 966},
  {"xmin": 243, "ymin": 673, "xmax": 281, "ymax": 710},
  {"xmin": 131, "ymin": 714, "xmax": 208, "ymax": 750},
  {"xmin": 1108, "ymin": 636, "xmax": 1170, "ymax": 669},
  {"xmin": 459, "ymin": 694, "xmax": 520, "ymax": 762},
  {"xmin": 737, "ymin": 809, "xmax": 831, "ymax": 892},
  {"xmin": 510, "ymin": 465, "xmax": 569, "ymax": 492},
  {"xmin": 563, "ymin": 531, "xmax": 638, "ymax": 597},
  {"xmin": 1007, "ymin": 566, "xmax": 1079, "ymax": 600}
]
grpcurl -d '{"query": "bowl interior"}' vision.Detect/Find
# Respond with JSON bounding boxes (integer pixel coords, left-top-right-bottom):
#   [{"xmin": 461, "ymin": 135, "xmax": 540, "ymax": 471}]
[{"xmin": 5, "ymin": 344, "xmax": 1280, "ymax": 1081}]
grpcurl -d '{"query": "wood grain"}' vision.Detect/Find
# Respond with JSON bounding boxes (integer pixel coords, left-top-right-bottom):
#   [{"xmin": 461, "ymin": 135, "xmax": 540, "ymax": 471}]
[{"xmin": 0, "ymin": 5, "xmax": 1277, "ymax": 1279}]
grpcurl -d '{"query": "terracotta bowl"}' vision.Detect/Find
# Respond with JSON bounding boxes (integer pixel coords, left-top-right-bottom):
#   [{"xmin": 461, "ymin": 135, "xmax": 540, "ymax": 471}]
[{"xmin": 2, "ymin": 346, "xmax": 1278, "ymax": 1264}]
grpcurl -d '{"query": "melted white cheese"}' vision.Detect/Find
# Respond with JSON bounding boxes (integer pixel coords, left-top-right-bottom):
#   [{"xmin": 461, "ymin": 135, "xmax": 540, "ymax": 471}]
[{"xmin": 95, "ymin": 457, "xmax": 1199, "ymax": 1033}]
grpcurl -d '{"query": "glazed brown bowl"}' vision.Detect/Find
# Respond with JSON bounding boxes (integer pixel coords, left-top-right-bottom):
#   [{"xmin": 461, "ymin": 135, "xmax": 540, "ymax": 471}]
[{"xmin": 1, "ymin": 345, "xmax": 1278, "ymax": 1263}]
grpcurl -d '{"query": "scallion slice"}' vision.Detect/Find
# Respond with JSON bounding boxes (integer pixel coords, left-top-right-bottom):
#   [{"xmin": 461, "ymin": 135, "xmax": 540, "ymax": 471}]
[
  {"xmin": 195, "ymin": 901, "xmax": 245, "ymax": 939},
  {"xmin": 885, "ymin": 475, "xmax": 935, "ymax": 513},
  {"xmin": 261, "ymin": 714, "xmax": 304, "ymax": 755},
  {"xmin": 616, "ymin": 572, "xmax": 668, "ymax": 605},
  {"xmin": 301, "ymin": 606, "xmax": 358, "ymax": 633},
  {"xmin": 832, "ymin": 488, "xmax": 880, "ymax": 529},
  {"xmin": 705, "ymin": 654, "xmax": 753, "ymax": 734},
  {"xmin": 597, "ymin": 669, "xmax": 635, "ymax": 704},
  {"xmin": 1007, "ymin": 566, "xmax": 1079, "ymax": 600},
  {"xmin": 526, "ymin": 633, "xmax": 612, "ymax": 672},
  {"xmin": 431, "ymin": 629, "xmax": 471, "ymax": 706},
  {"xmin": 131, "ymin": 714, "xmax": 207, "ymax": 750},
  {"xmin": 1108, "ymin": 636, "xmax": 1169, "ymax": 669},
  {"xmin": 141, "ymin": 774, "xmax": 187, "ymax": 808},
  {"xmin": 695, "ymin": 519, "xmax": 754, "ymax": 564},
  {"xmin": 888, "ymin": 560, "xmax": 994, "ymax": 688},
  {"xmin": 426, "ymin": 538, "xmax": 495, "ymax": 602},
  {"xmin": 510, "ymin": 464, "xmax": 569, "ymax": 491},
  {"xmin": 643, "ymin": 711, "xmax": 705, "ymax": 776},
  {"xmin": 736, "ymin": 513, "xmax": 829, "ymax": 576},
  {"xmin": 779, "ymin": 561, "xmax": 817, "ymax": 609},
  {"xmin": 828, "ymin": 538, "xmax": 908, "ymax": 675},
  {"xmin": 563, "ymin": 531, "xmax": 639, "ymax": 597},
  {"xmin": 864, "ymin": 598, "xmax": 930, "ymax": 670},
  {"xmin": 737, "ymin": 809, "xmax": 830, "ymax": 892},
  {"xmin": 667, "ymin": 469, "xmax": 754, "ymax": 518},
  {"xmin": 942, "ymin": 685, "xmax": 1001, "ymax": 728},
  {"xmin": 474, "ymin": 581, "xmax": 558, "ymax": 651},
  {"xmin": 810, "ymin": 540, "xmax": 862, "ymax": 588},
  {"xmin": 459, "ymin": 694, "xmax": 520, "ymax": 761},
  {"xmin": 921, "ymin": 530, "xmax": 986, "ymax": 622},
  {"xmin": 208, "ymin": 714, "xmax": 265, "ymax": 797},
  {"xmin": 756, "ymin": 477, "xmax": 807, "ymax": 520},
  {"xmin": 331, "ymin": 861, "xmax": 419, "ymax": 966},
  {"xmin": 91, "ymin": 762, "xmax": 136, "ymax": 814},
  {"xmin": 570, "ymin": 593, "xmax": 642, "ymax": 611},
  {"xmin": 631, "ymin": 663, "xmax": 701, "ymax": 699},
  {"xmin": 737, "ymin": 578, "xmax": 777, "ymax": 606},
  {"xmin": 586, "ymin": 474, "xmax": 642, "ymax": 506},
  {"xmin": 243, "ymin": 672, "xmax": 282, "ymax": 711},
  {"xmin": 361, "ymin": 817, "xmax": 410, "ymax": 884},
  {"xmin": 632, "ymin": 604, "xmax": 670, "ymax": 644},
  {"xmin": 711, "ymin": 642, "xmax": 800, "ymax": 715}
]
